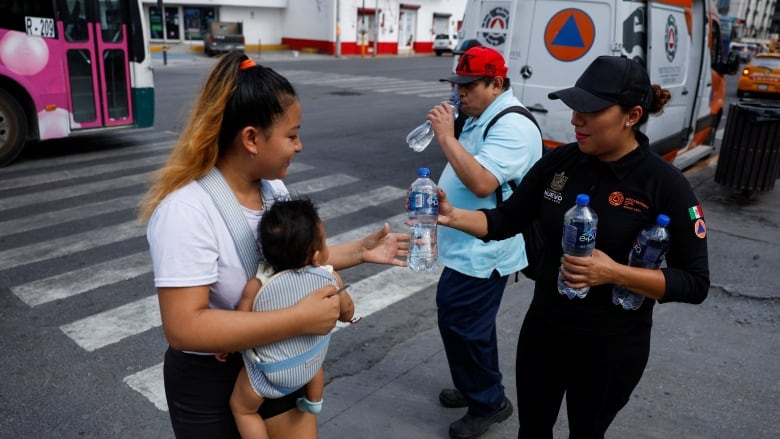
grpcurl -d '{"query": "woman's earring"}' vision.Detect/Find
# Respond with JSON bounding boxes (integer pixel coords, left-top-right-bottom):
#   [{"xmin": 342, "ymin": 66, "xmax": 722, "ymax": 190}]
[
  {"xmin": 625, "ymin": 122, "xmax": 631, "ymax": 127},
  {"xmin": 250, "ymin": 153, "xmax": 257, "ymax": 159}
]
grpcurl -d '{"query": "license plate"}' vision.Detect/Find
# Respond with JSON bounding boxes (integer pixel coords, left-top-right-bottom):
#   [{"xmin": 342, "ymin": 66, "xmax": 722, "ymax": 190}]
[
  {"xmin": 26, "ymin": 16, "xmax": 56, "ymax": 38},
  {"xmin": 758, "ymin": 84, "xmax": 769, "ymax": 90}
]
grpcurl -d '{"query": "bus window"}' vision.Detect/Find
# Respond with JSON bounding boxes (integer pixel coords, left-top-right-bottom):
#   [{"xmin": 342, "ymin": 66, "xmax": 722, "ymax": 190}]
[
  {"xmin": 63, "ymin": 0, "xmax": 88, "ymax": 42},
  {"xmin": 104, "ymin": 49, "xmax": 130, "ymax": 120}
]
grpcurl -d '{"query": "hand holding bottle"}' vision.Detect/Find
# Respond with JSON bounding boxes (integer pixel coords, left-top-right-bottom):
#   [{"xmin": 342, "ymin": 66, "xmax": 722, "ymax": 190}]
[{"xmin": 406, "ymin": 100, "xmax": 459, "ymax": 152}]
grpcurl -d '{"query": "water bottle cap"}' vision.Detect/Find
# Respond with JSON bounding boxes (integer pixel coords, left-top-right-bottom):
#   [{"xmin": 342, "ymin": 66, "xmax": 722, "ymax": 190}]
[
  {"xmin": 417, "ymin": 167, "xmax": 431, "ymax": 177},
  {"xmin": 656, "ymin": 214, "xmax": 671, "ymax": 227},
  {"xmin": 575, "ymin": 194, "xmax": 590, "ymax": 206}
]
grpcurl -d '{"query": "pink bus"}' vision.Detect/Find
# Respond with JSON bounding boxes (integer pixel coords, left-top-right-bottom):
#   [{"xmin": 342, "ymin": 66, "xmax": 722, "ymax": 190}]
[{"xmin": 0, "ymin": 0, "xmax": 154, "ymax": 166}]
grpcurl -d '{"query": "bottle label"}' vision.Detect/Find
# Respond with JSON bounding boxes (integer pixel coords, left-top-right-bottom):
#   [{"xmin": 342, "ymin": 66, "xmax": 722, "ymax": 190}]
[
  {"xmin": 562, "ymin": 223, "xmax": 596, "ymax": 255},
  {"xmin": 632, "ymin": 239, "xmax": 666, "ymax": 267},
  {"xmin": 410, "ymin": 190, "xmax": 438, "ymax": 216}
]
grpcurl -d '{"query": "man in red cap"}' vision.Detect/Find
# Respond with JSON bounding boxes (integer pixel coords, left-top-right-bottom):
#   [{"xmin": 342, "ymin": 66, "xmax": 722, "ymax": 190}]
[{"xmin": 425, "ymin": 45, "xmax": 543, "ymax": 439}]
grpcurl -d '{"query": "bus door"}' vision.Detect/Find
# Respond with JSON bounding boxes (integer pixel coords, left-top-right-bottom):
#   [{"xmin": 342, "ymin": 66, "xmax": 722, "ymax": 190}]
[{"xmin": 57, "ymin": 0, "xmax": 133, "ymax": 130}]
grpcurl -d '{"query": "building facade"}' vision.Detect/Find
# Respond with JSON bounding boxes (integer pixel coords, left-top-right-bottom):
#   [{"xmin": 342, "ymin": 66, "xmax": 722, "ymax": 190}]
[
  {"xmin": 142, "ymin": 0, "xmax": 467, "ymax": 55},
  {"xmin": 734, "ymin": 0, "xmax": 777, "ymax": 38}
]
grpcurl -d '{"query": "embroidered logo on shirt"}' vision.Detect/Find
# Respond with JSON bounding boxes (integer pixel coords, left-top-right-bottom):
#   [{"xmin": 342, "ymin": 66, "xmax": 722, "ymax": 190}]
[
  {"xmin": 608, "ymin": 191, "xmax": 624, "ymax": 206},
  {"xmin": 551, "ymin": 172, "xmax": 568, "ymax": 191},
  {"xmin": 609, "ymin": 193, "xmax": 649, "ymax": 213},
  {"xmin": 544, "ymin": 172, "xmax": 567, "ymax": 204},
  {"xmin": 688, "ymin": 204, "xmax": 704, "ymax": 220},
  {"xmin": 694, "ymin": 219, "xmax": 707, "ymax": 239}
]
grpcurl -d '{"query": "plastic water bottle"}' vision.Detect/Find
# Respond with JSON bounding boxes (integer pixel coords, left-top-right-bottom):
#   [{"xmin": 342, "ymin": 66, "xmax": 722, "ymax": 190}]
[
  {"xmin": 557, "ymin": 194, "xmax": 598, "ymax": 299},
  {"xmin": 612, "ymin": 214, "xmax": 671, "ymax": 310},
  {"xmin": 406, "ymin": 101, "xmax": 458, "ymax": 152},
  {"xmin": 407, "ymin": 168, "xmax": 438, "ymax": 271}
]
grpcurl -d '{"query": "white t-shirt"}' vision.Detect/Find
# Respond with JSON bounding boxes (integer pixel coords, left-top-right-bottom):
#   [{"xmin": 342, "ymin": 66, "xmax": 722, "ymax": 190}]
[{"xmin": 147, "ymin": 178, "xmax": 289, "ymax": 311}]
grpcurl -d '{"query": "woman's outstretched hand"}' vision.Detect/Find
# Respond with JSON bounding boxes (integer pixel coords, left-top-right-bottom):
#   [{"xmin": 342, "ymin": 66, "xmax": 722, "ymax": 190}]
[{"xmin": 360, "ymin": 222, "xmax": 409, "ymax": 266}]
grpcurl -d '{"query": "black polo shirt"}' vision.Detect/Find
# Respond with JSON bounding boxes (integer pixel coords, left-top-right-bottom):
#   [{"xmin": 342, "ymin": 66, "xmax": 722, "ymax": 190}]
[{"xmin": 482, "ymin": 132, "xmax": 710, "ymax": 334}]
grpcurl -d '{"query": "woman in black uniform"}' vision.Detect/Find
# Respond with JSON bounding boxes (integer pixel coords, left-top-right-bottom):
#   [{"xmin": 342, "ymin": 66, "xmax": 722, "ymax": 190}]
[{"xmin": 436, "ymin": 56, "xmax": 710, "ymax": 438}]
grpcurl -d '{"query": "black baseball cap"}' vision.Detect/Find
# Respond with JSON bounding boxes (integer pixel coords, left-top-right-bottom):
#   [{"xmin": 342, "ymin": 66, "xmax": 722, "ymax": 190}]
[{"xmin": 548, "ymin": 56, "xmax": 653, "ymax": 112}]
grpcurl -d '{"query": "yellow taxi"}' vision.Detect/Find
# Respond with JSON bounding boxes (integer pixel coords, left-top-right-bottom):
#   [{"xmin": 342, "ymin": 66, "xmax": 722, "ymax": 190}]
[{"xmin": 737, "ymin": 53, "xmax": 780, "ymax": 98}]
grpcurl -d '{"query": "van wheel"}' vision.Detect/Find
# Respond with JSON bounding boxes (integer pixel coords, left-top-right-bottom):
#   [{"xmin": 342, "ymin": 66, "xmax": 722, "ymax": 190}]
[
  {"xmin": 435, "ymin": 50, "xmax": 442, "ymax": 56},
  {"xmin": 0, "ymin": 90, "xmax": 27, "ymax": 167}
]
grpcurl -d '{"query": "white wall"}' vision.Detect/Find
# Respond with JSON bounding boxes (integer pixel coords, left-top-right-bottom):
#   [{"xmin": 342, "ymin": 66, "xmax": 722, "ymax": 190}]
[{"xmin": 220, "ymin": 7, "xmax": 285, "ymax": 47}]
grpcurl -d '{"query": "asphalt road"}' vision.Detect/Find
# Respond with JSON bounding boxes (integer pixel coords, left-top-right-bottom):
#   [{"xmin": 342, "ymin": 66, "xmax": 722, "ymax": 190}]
[{"xmin": 0, "ymin": 49, "xmax": 778, "ymax": 438}]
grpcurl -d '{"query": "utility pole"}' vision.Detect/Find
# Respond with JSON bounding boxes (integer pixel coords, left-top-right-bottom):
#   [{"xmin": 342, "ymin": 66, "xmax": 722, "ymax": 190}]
[
  {"xmin": 335, "ymin": 0, "xmax": 341, "ymax": 57},
  {"xmin": 372, "ymin": 0, "xmax": 378, "ymax": 57},
  {"xmin": 361, "ymin": 0, "xmax": 366, "ymax": 58},
  {"xmin": 157, "ymin": 0, "xmax": 167, "ymax": 65}
]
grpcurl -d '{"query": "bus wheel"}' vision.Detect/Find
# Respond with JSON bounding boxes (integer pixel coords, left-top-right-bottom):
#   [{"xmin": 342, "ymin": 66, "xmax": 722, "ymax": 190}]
[{"xmin": 0, "ymin": 90, "xmax": 27, "ymax": 167}]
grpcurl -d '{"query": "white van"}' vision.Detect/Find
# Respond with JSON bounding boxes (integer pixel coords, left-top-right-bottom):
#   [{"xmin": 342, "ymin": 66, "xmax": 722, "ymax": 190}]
[{"xmin": 459, "ymin": 0, "xmax": 738, "ymax": 168}]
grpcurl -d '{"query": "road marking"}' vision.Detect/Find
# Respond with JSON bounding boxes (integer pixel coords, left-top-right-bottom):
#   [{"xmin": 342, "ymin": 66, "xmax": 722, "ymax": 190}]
[
  {"xmin": 0, "ymin": 131, "xmax": 176, "ymax": 173},
  {"xmin": 124, "ymin": 362, "xmax": 167, "ymax": 412},
  {"xmin": 0, "ymin": 194, "xmax": 141, "ymax": 239},
  {"xmin": 60, "ymin": 295, "xmax": 161, "ymax": 352},
  {"xmin": 0, "ymin": 144, "xmax": 171, "ymax": 190},
  {"xmin": 280, "ymin": 69, "xmax": 450, "ymax": 99},
  {"xmin": 12, "ymin": 251, "xmax": 152, "ymax": 306},
  {"xmin": 0, "ymin": 220, "xmax": 144, "ymax": 271}
]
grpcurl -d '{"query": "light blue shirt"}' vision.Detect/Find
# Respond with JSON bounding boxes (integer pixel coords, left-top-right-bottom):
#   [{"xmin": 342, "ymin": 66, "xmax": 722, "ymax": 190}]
[{"xmin": 437, "ymin": 89, "xmax": 542, "ymax": 278}]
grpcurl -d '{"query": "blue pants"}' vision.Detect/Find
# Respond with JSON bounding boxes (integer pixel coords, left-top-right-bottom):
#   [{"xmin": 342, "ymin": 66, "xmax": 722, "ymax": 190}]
[{"xmin": 436, "ymin": 267, "xmax": 509, "ymax": 416}]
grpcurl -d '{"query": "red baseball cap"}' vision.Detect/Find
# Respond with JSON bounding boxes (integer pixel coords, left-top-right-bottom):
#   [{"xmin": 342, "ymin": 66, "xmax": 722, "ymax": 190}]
[{"xmin": 440, "ymin": 46, "xmax": 508, "ymax": 84}]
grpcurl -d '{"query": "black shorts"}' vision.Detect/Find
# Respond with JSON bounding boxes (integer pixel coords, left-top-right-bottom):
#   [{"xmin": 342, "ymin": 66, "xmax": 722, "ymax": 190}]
[{"xmin": 163, "ymin": 346, "xmax": 303, "ymax": 438}]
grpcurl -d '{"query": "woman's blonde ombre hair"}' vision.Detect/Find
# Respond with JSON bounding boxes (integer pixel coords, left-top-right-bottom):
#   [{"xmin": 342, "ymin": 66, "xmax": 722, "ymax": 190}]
[{"xmin": 138, "ymin": 51, "xmax": 297, "ymax": 222}]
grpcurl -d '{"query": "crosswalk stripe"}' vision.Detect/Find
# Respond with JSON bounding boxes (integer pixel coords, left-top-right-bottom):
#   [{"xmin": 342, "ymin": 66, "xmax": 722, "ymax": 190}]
[
  {"xmin": 12, "ymin": 251, "xmax": 151, "ymax": 306},
  {"xmin": 0, "ymin": 161, "xmax": 313, "ymax": 211},
  {"xmin": 0, "ymin": 194, "xmax": 141, "ymax": 239},
  {"xmin": 0, "ymin": 131, "xmax": 176, "ymax": 173},
  {"xmin": 317, "ymin": 186, "xmax": 405, "ymax": 220},
  {"xmin": 124, "ymin": 362, "xmax": 167, "ymax": 411},
  {"xmin": 287, "ymin": 173, "xmax": 359, "ymax": 194},
  {"xmin": 60, "ymin": 295, "xmax": 160, "ymax": 352},
  {"xmin": 0, "ymin": 173, "xmax": 151, "ymax": 211},
  {"xmin": 279, "ymin": 69, "xmax": 450, "ymax": 98},
  {"xmin": 327, "ymin": 212, "xmax": 407, "ymax": 246},
  {"xmin": 0, "ymin": 220, "xmax": 143, "ymax": 271},
  {"xmin": 0, "ymin": 143, "xmax": 171, "ymax": 190},
  {"xmin": 337, "ymin": 266, "xmax": 441, "ymax": 327}
]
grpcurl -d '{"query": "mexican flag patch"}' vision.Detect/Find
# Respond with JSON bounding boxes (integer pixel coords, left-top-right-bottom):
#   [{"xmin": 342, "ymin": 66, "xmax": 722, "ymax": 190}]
[{"xmin": 688, "ymin": 205, "xmax": 704, "ymax": 220}]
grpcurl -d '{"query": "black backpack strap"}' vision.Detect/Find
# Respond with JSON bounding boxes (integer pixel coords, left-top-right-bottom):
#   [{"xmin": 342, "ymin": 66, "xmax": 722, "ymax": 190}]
[
  {"xmin": 483, "ymin": 105, "xmax": 541, "ymax": 141},
  {"xmin": 487, "ymin": 106, "xmax": 541, "ymax": 204}
]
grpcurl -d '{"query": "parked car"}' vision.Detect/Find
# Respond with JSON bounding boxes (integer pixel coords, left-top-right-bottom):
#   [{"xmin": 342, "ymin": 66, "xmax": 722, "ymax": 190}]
[
  {"xmin": 433, "ymin": 33, "xmax": 458, "ymax": 56},
  {"xmin": 203, "ymin": 22, "xmax": 245, "ymax": 57},
  {"xmin": 737, "ymin": 53, "xmax": 780, "ymax": 98},
  {"xmin": 729, "ymin": 42, "xmax": 757, "ymax": 63}
]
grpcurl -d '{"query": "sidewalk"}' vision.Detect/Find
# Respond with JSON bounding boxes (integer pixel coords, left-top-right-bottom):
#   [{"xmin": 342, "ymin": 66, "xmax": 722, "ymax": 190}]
[{"xmin": 319, "ymin": 161, "xmax": 780, "ymax": 439}]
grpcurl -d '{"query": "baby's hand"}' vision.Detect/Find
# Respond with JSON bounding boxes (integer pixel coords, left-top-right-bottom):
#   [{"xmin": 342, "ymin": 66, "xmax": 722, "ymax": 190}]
[{"xmin": 338, "ymin": 290, "xmax": 355, "ymax": 323}]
